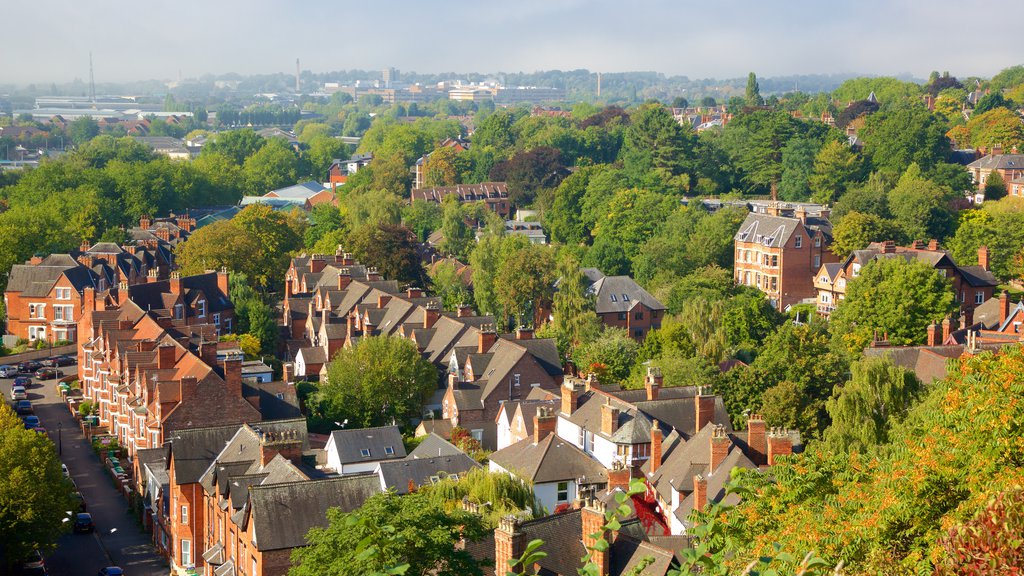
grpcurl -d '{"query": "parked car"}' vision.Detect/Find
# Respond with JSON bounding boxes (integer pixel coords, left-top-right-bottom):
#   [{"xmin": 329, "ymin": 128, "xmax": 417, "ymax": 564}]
[
  {"xmin": 13, "ymin": 376, "xmax": 32, "ymax": 388},
  {"xmin": 97, "ymin": 568, "xmax": 123, "ymax": 576},
  {"xmin": 18, "ymin": 361, "xmax": 42, "ymax": 373},
  {"xmin": 0, "ymin": 365, "xmax": 17, "ymax": 378},
  {"xmin": 22, "ymin": 416, "xmax": 40, "ymax": 429},
  {"xmin": 15, "ymin": 400, "xmax": 33, "ymax": 415},
  {"xmin": 22, "ymin": 549, "xmax": 44, "ymax": 570},
  {"xmin": 73, "ymin": 513, "xmax": 94, "ymax": 534},
  {"xmin": 54, "ymin": 355, "xmax": 76, "ymax": 367},
  {"xmin": 11, "ymin": 386, "xmax": 28, "ymax": 401},
  {"xmin": 34, "ymin": 368, "xmax": 64, "ymax": 380},
  {"xmin": 39, "ymin": 357, "xmax": 57, "ymax": 368},
  {"xmin": 72, "ymin": 490, "xmax": 87, "ymax": 512}
]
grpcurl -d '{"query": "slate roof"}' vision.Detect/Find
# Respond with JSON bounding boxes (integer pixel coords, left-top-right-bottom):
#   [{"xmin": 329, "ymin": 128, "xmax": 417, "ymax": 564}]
[
  {"xmin": 408, "ymin": 432, "xmax": 465, "ymax": 459},
  {"xmin": 581, "ymin": 269, "xmax": 666, "ymax": 314},
  {"xmin": 410, "ymin": 182, "xmax": 508, "ymax": 203},
  {"xmin": 519, "ymin": 511, "xmax": 587, "ymax": 576},
  {"xmin": 735, "ymin": 212, "xmax": 832, "ymax": 248},
  {"xmin": 967, "ymin": 153, "xmax": 1024, "ymax": 170},
  {"xmin": 247, "ymin": 475, "xmax": 382, "ymax": 551},
  {"xmin": 6, "ymin": 263, "xmax": 98, "ymax": 297},
  {"xmin": 489, "ymin": 433, "xmax": 608, "ymax": 484},
  {"xmin": 266, "ymin": 181, "xmax": 326, "ymax": 199},
  {"xmin": 171, "ymin": 423, "xmax": 250, "ymax": 484},
  {"xmin": 377, "ymin": 453, "xmax": 480, "ymax": 494},
  {"xmin": 328, "ymin": 425, "xmax": 406, "ymax": 465},
  {"xmin": 128, "ymin": 272, "xmax": 232, "ymax": 314}
]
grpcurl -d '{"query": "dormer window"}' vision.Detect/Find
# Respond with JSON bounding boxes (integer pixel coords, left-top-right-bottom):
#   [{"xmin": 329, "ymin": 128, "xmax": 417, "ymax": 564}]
[
  {"xmin": 197, "ymin": 300, "xmax": 206, "ymax": 318},
  {"xmin": 174, "ymin": 303, "xmax": 184, "ymax": 320},
  {"xmin": 814, "ymin": 235, "xmax": 822, "ymax": 248},
  {"xmin": 360, "ymin": 448, "xmax": 370, "ymax": 457}
]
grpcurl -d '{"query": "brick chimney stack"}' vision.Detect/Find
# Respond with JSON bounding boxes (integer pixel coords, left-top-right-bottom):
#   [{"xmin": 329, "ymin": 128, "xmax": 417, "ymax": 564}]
[
  {"xmin": 515, "ymin": 327, "xmax": 534, "ymax": 340},
  {"xmin": 581, "ymin": 498, "xmax": 610, "ymax": 576},
  {"xmin": 217, "ymin": 267, "xmax": 229, "ymax": 298},
  {"xmin": 650, "ymin": 419, "xmax": 663, "ymax": 474},
  {"xmin": 978, "ymin": 245, "xmax": 991, "ymax": 271},
  {"xmin": 928, "ymin": 239, "xmax": 940, "ymax": 251},
  {"xmin": 477, "ymin": 326, "xmax": 497, "ymax": 354},
  {"xmin": 337, "ymin": 268, "xmax": 352, "ymax": 290},
  {"xmin": 221, "ymin": 353, "xmax": 242, "ymax": 397},
  {"xmin": 377, "ymin": 294, "xmax": 391, "ymax": 308},
  {"xmin": 607, "ymin": 461, "xmax": 631, "ymax": 492},
  {"xmin": 457, "ymin": 304, "xmax": 474, "ymax": 318},
  {"xmin": 169, "ymin": 272, "xmax": 182, "ymax": 295},
  {"xmin": 533, "ymin": 406, "xmax": 556, "ymax": 444},
  {"xmin": 178, "ymin": 376, "xmax": 198, "ymax": 403},
  {"xmin": 494, "ymin": 516, "xmax": 526, "ymax": 576},
  {"xmin": 257, "ymin": 428, "xmax": 303, "ymax": 466},
  {"xmin": 158, "ymin": 343, "xmax": 176, "ymax": 370},
  {"xmin": 942, "ymin": 316, "xmax": 952, "ymax": 343},
  {"xmin": 1000, "ymin": 291, "xmax": 1011, "ymax": 325},
  {"xmin": 696, "ymin": 387, "xmax": 716, "ymax": 434},
  {"xmin": 710, "ymin": 425, "xmax": 730, "ymax": 472},
  {"xmin": 747, "ymin": 414, "xmax": 767, "ymax": 466},
  {"xmin": 767, "ymin": 428, "xmax": 794, "ymax": 465},
  {"xmin": 645, "ymin": 366, "xmax": 662, "ymax": 401},
  {"xmin": 600, "ymin": 399, "xmax": 619, "ymax": 436},
  {"xmin": 406, "ymin": 287, "xmax": 424, "ymax": 299},
  {"xmin": 561, "ymin": 378, "xmax": 583, "ymax": 415},
  {"xmin": 283, "ymin": 362, "xmax": 294, "ymax": 383},
  {"xmin": 309, "ymin": 254, "xmax": 326, "ymax": 274},
  {"xmin": 693, "ymin": 474, "xmax": 708, "ymax": 511},
  {"xmin": 927, "ymin": 322, "xmax": 939, "ymax": 346},
  {"xmin": 423, "ymin": 304, "xmax": 440, "ymax": 329}
]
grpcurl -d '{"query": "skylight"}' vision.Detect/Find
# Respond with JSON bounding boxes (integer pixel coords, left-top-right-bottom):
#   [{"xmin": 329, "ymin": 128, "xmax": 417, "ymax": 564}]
[{"xmin": 360, "ymin": 448, "xmax": 370, "ymax": 457}]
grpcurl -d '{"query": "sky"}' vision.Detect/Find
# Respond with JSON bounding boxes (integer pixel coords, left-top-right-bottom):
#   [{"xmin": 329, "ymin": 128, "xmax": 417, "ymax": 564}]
[{"xmin": 3, "ymin": 0, "xmax": 1023, "ymax": 85}]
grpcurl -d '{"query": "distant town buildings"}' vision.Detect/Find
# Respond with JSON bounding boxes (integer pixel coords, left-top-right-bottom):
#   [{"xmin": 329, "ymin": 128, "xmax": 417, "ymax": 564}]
[{"xmin": 410, "ymin": 182, "xmax": 512, "ymax": 218}]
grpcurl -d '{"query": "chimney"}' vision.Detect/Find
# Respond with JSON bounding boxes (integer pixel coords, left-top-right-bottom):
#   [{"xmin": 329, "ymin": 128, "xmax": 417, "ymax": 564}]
[
  {"xmin": 927, "ymin": 322, "xmax": 938, "ymax": 346},
  {"xmin": 585, "ymin": 373, "xmax": 599, "ymax": 392},
  {"xmin": 309, "ymin": 254, "xmax": 326, "ymax": 273},
  {"xmin": 140, "ymin": 215, "xmax": 151, "ymax": 230},
  {"xmin": 217, "ymin": 267, "xmax": 229, "ymax": 298},
  {"xmin": 881, "ymin": 240, "xmax": 896, "ymax": 254},
  {"xmin": 928, "ymin": 239, "xmax": 939, "ymax": 251},
  {"xmin": 696, "ymin": 388, "xmax": 716, "ymax": 434},
  {"xmin": 710, "ymin": 425, "xmax": 730, "ymax": 472},
  {"xmin": 199, "ymin": 341, "xmax": 218, "ymax": 366},
  {"xmin": 494, "ymin": 516, "xmax": 526, "ymax": 576},
  {"xmin": 978, "ymin": 245, "xmax": 990, "ymax": 271},
  {"xmin": 222, "ymin": 354, "xmax": 242, "ymax": 397},
  {"xmin": 423, "ymin": 305, "xmax": 440, "ymax": 329},
  {"xmin": 746, "ymin": 414, "xmax": 767, "ymax": 466},
  {"xmin": 367, "ymin": 266, "xmax": 381, "ymax": 282},
  {"xmin": 283, "ymin": 362, "xmax": 294, "ymax": 383},
  {"xmin": 258, "ymin": 429, "xmax": 304, "ymax": 466},
  {"xmin": 337, "ymin": 267, "xmax": 352, "ymax": 290},
  {"xmin": 477, "ymin": 326, "xmax": 497, "ymax": 353},
  {"xmin": 169, "ymin": 272, "xmax": 182, "ymax": 295},
  {"xmin": 645, "ymin": 366, "xmax": 662, "ymax": 401},
  {"xmin": 406, "ymin": 287, "xmax": 424, "ymax": 299},
  {"xmin": 911, "ymin": 240, "xmax": 925, "ymax": 250},
  {"xmin": 533, "ymin": 406, "xmax": 556, "ymax": 443},
  {"xmin": 693, "ymin": 474, "xmax": 708, "ymax": 511},
  {"xmin": 515, "ymin": 327, "xmax": 534, "ymax": 340},
  {"xmin": 341, "ymin": 252, "xmax": 355, "ymax": 266},
  {"xmin": 650, "ymin": 419, "xmax": 663, "ymax": 474},
  {"xmin": 942, "ymin": 317, "xmax": 952, "ymax": 343},
  {"xmin": 795, "ymin": 205, "xmax": 807, "ymax": 224},
  {"xmin": 147, "ymin": 268, "xmax": 159, "ymax": 283},
  {"xmin": 457, "ymin": 304, "xmax": 474, "ymax": 318},
  {"xmin": 346, "ymin": 313, "xmax": 355, "ymax": 339},
  {"xmin": 1000, "ymin": 291, "xmax": 1011, "ymax": 325},
  {"xmin": 561, "ymin": 378, "xmax": 582, "ymax": 415},
  {"xmin": 158, "ymin": 343, "xmax": 176, "ymax": 370},
  {"xmin": 178, "ymin": 376, "xmax": 198, "ymax": 402},
  {"xmin": 993, "ymin": 144, "xmax": 1004, "ymax": 156},
  {"xmin": 767, "ymin": 428, "xmax": 793, "ymax": 465},
  {"xmin": 600, "ymin": 399, "xmax": 619, "ymax": 436},
  {"xmin": 29, "ymin": 254, "xmax": 43, "ymax": 265},
  {"xmin": 607, "ymin": 461, "xmax": 631, "ymax": 492},
  {"xmin": 377, "ymin": 294, "xmax": 391, "ymax": 308},
  {"xmin": 581, "ymin": 499, "xmax": 610, "ymax": 576}
]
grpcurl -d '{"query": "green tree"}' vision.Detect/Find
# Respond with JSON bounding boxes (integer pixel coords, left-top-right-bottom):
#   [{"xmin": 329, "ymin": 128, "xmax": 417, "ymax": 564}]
[
  {"xmin": 745, "ymin": 72, "xmax": 762, "ymax": 107},
  {"xmin": 68, "ymin": 116, "xmax": 100, "ymax": 145},
  {"xmin": 572, "ymin": 327, "xmax": 639, "ymax": 384},
  {"xmin": 242, "ymin": 138, "xmax": 300, "ymax": 195},
  {"xmin": 777, "ymin": 137, "xmax": 818, "ymax": 201},
  {"xmin": 551, "ymin": 253, "xmax": 600, "ymax": 352},
  {"xmin": 290, "ymin": 491, "xmax": 486, "ymax": 576},
  {"xmin": 311, "ymin": 336, "xmax": 438, "ymax": 429},
  {"xmin": 830, "ymin": 257, "xmax": 957, "ymax": 353},
  {"xmin": 438, "ymin": 195, "xmax": 474, "ymax": 260},
  {"xmin": 305, "ymin": 135, "xmax": 348, "ymax": 180},
  {"xmin": 887, "ymin": 164, "xmax": 958, "ymax": 241},
  {"xmin": 350, "ymin": 223, "xmax": 428, "ymax": 287},
  {"xmin": 808, "ymin": 139, "xmax": 864, "ymax": 204},
  {"xmin": 402, "ymin": 200, "xmax": 443, "ymax": 243},
  {"xmin": 967, "ymin": 107, "xmax": 1024, "ymax": 152},
  {"xmin": 469, "ymin": 235, "xmax": 505, "ymax": 317},
  {"xmin": 823, "ymin": 356, "xmax": 921, "ymax": 454},
  {"xmin": 619, "ymin": 104, "xmax": 694, "ymax": 192},
  {"xmin": 494, "ymin": 243, "xmax": 556, "ymax": 327},
  {"xmin": 0, "ymin": 405, "xmax": 75, "ymax": 570},
  {"xmin": 830, "ymin": 211, "xmax": 898, "ymax": 257},
  {"xmin": 428, "ymin": 261, "xmax": 471, "ymax": 312},
  {"xmin": 422, "ymin": 146, "xmax": 461, "ymax": 188},
  {"xmin": 984, "ymin": 170, "xmax": 1007, "ymax": 201},
  {"xmin": 203, "ymin": 128, "xmax": 266, "ymax": 165},
  {"xmin": 860, "ymin": 104, "xmax": 950, "ymax": 174},
  {"xmin": 247, "ymin": 300, "xmax": 278, "ymax": 355},
  {"xmin": 304, "ymin": 203, "xmax": 345, "ymax": 248}
]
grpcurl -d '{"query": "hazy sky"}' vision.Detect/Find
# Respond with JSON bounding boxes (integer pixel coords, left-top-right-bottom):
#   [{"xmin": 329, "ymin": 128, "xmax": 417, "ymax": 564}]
[{"xmin": 4, "ymin": 0, "xmax": 1023, "ymax": 85}]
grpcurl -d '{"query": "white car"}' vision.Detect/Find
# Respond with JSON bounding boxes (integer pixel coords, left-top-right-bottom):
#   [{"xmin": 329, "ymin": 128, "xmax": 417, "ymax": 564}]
[
  {"xmin": 0, "ymin": 365, "xmax": 17, "ymax": 378},
  {"xmin": 11, "ymin": 386, "xmax": 27, "ymax": 401}
]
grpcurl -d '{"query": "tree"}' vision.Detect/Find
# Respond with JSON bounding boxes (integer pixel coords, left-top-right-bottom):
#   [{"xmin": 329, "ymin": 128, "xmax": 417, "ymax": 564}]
[
  {"xmin": 203, "ymin": 128, "xmax": 266, "ymax": 165},
  {"xmin": 572, "ymin": 328, "xmax": 639, "ymax": 384},
  {"xmin": 823, "ymin": 356, "xmax": 921, "ymax": 454},
  {"xmin": 808, "ymin": 139, "xmax": 864, "ymax": 204},
  {"xmin": 829, "ymin": 257, "xmax": 956, "ymax": 353},
  {"xmin": 68, "ymin": 116, "xmax": 100, "ymax": 145},
  {"xmin": 718, "ymin": 110, "xmax": 800, "ymax": 193},
  {"xmin": 311, "ymin": 336, "xmax": 438, "ymax": 429},
  {"xmin": 966, "ymin": 107, "xmax": 1024, "ymax": 152},
  {"xmin": 428, "ymin": 261, "xmax": 471, "ymax": 312},
  {"xmin": 402, "ymin": 199, "xmax": 443, "ymax": 243},
  {"xmin": 242, "ymin": 138, "xmax": 300, "ymax": 195},
  {"xmin": 488, "ymin": 146, "xmax": 567, "ymax": 206},
  {"xmin": 304, "ymin": 203, "xmax": 345, "ymax": 248},
  {"xmin": 350, "ymin": 223, "xmax": 428, "ymax": 287},
  {"xmin": 859, "ymin": 104, "xmax": 950, "ymax": 174},
  {"xmin": 0, "ymin": 405, "xmax": 75, "ymax": 570},
  {"xmin": 305, "ymin": 135, "xmax": 348, "ymax": 180},
  {"xmin": 494, "ymin": 243, "xmax": 556, "ymax": 327},
  {"xmin": 247, "ymin": 300, "xmax": 278, "ymax": 355},
  {"xmin": 887, "ymin": 164, "xmax": 958, "ymax": 241},
  {"xmin": 591, "ymin": 188, "xmax": 676, "ymax": 262},
  {"xmin": 972, "ymin": 92, "xmax": 1013, "ymax": 116},
  {"xmin": 745, "ymin": 72, "xmax": 762, "ymax": 107},
  {"xmin": 290, "ymin": 491, "xmax": 486, "ymax": 576},
  {"xmin": 619, "ymin": 103, "xmax": 695, "ymax": 192},
  {"xmin": 777, "ymin": 137, "xmax": 818, "ymax": 201},
  {"xmin": 422, "ymin": 146, "xmax": 461, "ymax": 188},
  {"xmin": 438, "ymin": 195, "xmax": 474, "ymax": 260},
  {"xmin": 984, "ymin": 170, "xmax": 1008, "ymax": 201},
  {"xmin": 551, "ymin": 253, "xmax": 600, "ymax": 352},
  {"xmin": 581, "ymin": 234, "xmax": 630, "ymax": 277},
  {"xmin": 830, "ymin": 211, "xmax": 898, "ymax": 257}
]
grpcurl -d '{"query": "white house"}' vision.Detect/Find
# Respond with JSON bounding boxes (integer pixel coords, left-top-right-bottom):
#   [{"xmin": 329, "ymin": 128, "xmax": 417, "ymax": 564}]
[{"xmin": 324, "ymin": 425, "xmax": 407, "ymax": 475}]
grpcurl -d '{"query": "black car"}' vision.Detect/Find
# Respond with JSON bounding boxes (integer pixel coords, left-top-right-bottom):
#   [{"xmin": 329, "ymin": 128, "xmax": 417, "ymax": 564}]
[
  {"xmin": 34, "ymin": 368, "xmax": 64, "ymax": 380},
  {"xmin": 15, "ymin": 400, "xmax": 33, "ymax": 415},
  {"xmin": 18, "ymin": 361, "xmax": 42, "ymax": 373},
  {"xmin": 73, "ymin": 513, "xmax": 94, "ymax": 533},
  {"xmin": 54, "ymin": 355, "xmax": 76, "ymax": 367},
  {"xmin": 39, "ymin": 357, "xmax": 58, "ymax": 368}
]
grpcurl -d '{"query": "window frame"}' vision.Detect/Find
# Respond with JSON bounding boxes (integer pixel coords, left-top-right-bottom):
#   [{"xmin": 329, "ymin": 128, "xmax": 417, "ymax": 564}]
[{"xmin": 557, "ymin": 481, "xmax": 569, "ymax": 502}]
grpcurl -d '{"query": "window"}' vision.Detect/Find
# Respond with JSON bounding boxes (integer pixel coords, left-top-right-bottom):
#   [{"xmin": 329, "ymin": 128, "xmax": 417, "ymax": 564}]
[
  {"xmin": 795, "ymin": 235, "xmax": 803, "ymax": 248},
  {"xmin": 213, "ymin": 313, "xmax": 221, "ymax": 326},
  {"xmin": 514, "ymin": 373, "xmax": 520, "ymax": 387},
  {"xmin": 609, "ymin": 294, "xmax": 618, "ymax": 302},
  {"xmin": 181, "ymin": 539, "xmax": 191, "ymax": 566},
  {"xmin": 634, "ymin": 311, "xmax": 643, "ymax": 320},
  {"xmin": 55, "ymin": 287, "xmax": 72, "ymax": 300},
  {"xmin": 771, "ymin": 255, "xmax": 778, "ymax": 267},
  {"xmin": 29, "ymin": 303, "xmax": 45, "ymax": 318},
  {"xmin": 557, "ymin": 481, "xmax": 569, "ymax": 502},
  {"xmin": 814, "ymin": 235, "xmax": 821, "ymax": 248},
  {"xmin": 384, "ymin": 446, "xmax": 395, "ymax": 456},
  {"xmin": 197, "ymin": 300, "xmax": 206, "ymax": 318},
  {"xmin": 622, "ymin": 294, "xmax": 630, "ymax": 302},
  {"xmin": 634, "ymin": 328, "xmax": 643, "ymax": 339},
  {"xmin": 173, "ymin": 304, "xmax": 184, "ymax": 320},
  {"xmin": 224, "ymin": 318, "xmax": 232, "ymax": 333},
  {"xmin": 360, "ymin": 448, "xmax": 371, "ymax": 457},
  {"xmin": 651, "ymin": 311, "xmax": 658, "ymax": 319},
  {"xmin": 975, "ymin": 291, "xmax": 985, "ymax": 305},
  {"xmin": 180, "ymin": 505, "xmax": 188, "ymax": 525},
  {"xmin": 470, "ymin": 429, "xmax": 483, "ymax": 442},
  {"xmin": 618, "ymin": 312, "xmax": 627, "ymax": 321},
  {"xmin": 814, "ymin": 255, "xmax": 821, "ymax": 269},
  {"xmin": 28, "ymin": 326, "xmax": 45, "ymax": 341}
]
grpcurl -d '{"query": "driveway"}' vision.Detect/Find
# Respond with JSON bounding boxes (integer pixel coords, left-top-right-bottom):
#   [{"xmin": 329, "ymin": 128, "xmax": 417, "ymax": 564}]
[{"xmin": 3, "ymin": 364, "xmax": 169, "ymax": 576}]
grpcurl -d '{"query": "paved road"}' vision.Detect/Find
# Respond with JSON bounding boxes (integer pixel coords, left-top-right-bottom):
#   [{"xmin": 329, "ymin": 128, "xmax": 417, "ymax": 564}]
[{"xmin": 3, "ymin": 364, "xmax": 169, "ymax": 576}]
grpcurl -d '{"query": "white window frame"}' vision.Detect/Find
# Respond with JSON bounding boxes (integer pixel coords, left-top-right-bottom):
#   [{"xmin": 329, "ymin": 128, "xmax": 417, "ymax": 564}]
[
  {"xmin": 181, "ymin": 505, "xmax": 188, "ymax": 525},
  {"xmin": 29, "ymin": 303, "xmax": 45, "ymax": 319},
  {"xmin": 814, "ymin": 235, "xmax": 821, "ymax": 248},
  {"xmin": 197, "ymin": 300, "xmax": 206, "ymax": 318},
  {"xmin": 213, "ymin": 313, "xmax": 221, "ymax": 326},
  {"xmin": 181, "ymin": 539, "xmax": 191, "ymax": 566},
  {"xmin": 174, "ymin": 303, "xmax": 184, "ymax": 320},
  {"xmin": 975, "ymin": 291, "xmax": 984, "ymax": 305},
  {"xmin": 795, "ymin": 235, "xmax": 803, "ymax": 249},
  {"xmin": 55, "ymin": 287, "xmax": 72, "ymax": 300}
]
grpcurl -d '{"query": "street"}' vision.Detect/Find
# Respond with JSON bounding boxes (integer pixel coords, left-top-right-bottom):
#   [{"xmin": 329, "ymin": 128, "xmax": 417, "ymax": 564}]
[{"xmin": 3, "ymin": 364, "xmax": 169, "ymax": 576}]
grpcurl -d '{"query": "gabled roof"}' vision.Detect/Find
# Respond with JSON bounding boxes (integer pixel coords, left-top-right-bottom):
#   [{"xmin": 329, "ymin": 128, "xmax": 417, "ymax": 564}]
[
  {"xmin": 376, "ymin": 453, "xmax": 480, "ymax": 494},
  {"xmin": 327, "ymin": 425, "xmax": 406, "ymax": 465},
  {"xmin": 489, "ymin": 433, "xmax": 607, "ymax": 484},
  {"xmin": 408, "ymin": 432, "xmax": 465, "ymax": 459},
  {"xmin": 735, "ymin": 212, "xmax": 829, "ymax": 248},
  {"xmin": 247, "ymin": 475, "xmax": 381, "ymax": 551},
  {"xmin": 581, "ymin": 270, "xmax": 666, "ymax": 314},
  {"xmin": 265, "ymin": 181, "xmax": 325, "ymax": 199},
  {"xmin": 967, "ymin": 153, "xmax": 1024, "ymax": 170}
]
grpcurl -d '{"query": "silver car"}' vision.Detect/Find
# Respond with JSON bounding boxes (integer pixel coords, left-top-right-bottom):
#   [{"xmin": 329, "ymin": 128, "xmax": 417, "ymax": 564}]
[
  {"xmin": 0, "ymin": 365, "xmax": 17, "ymax": 378},
  {"xmin": 11, "ymin": 386, "xmax": 28, "ymax": 401}
]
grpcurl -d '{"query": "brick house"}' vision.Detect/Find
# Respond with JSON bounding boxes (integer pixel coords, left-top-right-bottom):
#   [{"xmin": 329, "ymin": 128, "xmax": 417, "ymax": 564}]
[
  {"xmin": 733, "ymin": 204, "xmax": 837, "ymax": 311},
  {"xmin": 581, "ymin": 269, "xmax": 666, "ymax": 341},
  {"xmin": 966, "ymin": 147, "xmax": 1024, "ymax": 191},
  {"xmin": 813, "ymin": 241, "xmax": 997, "ymax": 322},
  {"xmin": 409, "ymin": 182, "xmax": 512, "ymax": 218}
]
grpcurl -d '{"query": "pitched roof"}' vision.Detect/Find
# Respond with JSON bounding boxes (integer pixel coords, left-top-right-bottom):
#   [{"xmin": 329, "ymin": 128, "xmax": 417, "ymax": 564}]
[
  {"xmin": 376, "ymin": 453, "xmax": 480, "ymax": 494},
  {"xmin": 519, "ymin": 511, "xmax": 587, "ymax": 576},
  {"xmin": 489, "ymin": 433, "xmax": 608, "ymax": 484},
  {"xmin": 967, "ymin": 153, "xmax": 1024, "ymax": 170},
  {"xmin": 410, "ymin": 182, "xmax": 508, "ymax": 204},
  {"xmin": 735, "ymin": 211, "xmax": 831, "ymax": 248},
  {"xmin": 327, "ymin": 425, "xmax": 406, "ymax": 465},
  {"xmin": 408, "ymin": 432, "xmax": 465, "ymax": 459},
  {"xmin": 265, "ymin": 181, "xmax": 326, "ymax": 199},
  {"xmin": 583, "ymin": 271, "xmax": 666, "ymax": 314},
  {"xmin": 247, "ymin": 475, "xmax": 382, "ymax": 551}
]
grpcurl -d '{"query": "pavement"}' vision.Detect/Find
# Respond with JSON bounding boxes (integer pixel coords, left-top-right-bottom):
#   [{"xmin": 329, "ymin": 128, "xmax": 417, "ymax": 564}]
[{"xmin": 3, "ymin": 363, "xmax": 169, "ymax": 576}]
